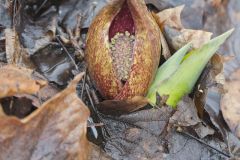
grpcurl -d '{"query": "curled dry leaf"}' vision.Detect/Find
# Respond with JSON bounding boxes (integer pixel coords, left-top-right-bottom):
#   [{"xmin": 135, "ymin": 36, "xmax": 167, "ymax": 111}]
[
  {"xmin": 0, "ymin": 65, "xmax": 46, "ymax": 98},
  {"xmin": 0, "ymin": 73, "xmax": 90, "ymax": 160},
  {"xmin": 221, "ymin": 69, "xmax": 240, "ymax": 139},
  {"xmin": 154, "ymin": 5, "xmax": 212, "ymax": 50},
  {"xmin": 164, "ymin": 28, "xmax": 213, "ymax": 50},
  {"xmin": 170, "ymin": 97, "xmax": 215, "ymax": 138},
  {"xmin": 155, "ymin": 5, "xmax": 184, "ymax": 29},
  {"xmin": 97, "ymin": 96, "xmax": 148, "ymax": 115},
  {"xmin": 170, "ymin": 97, "xmax": 201, "ymax": 127},
  {"xmin": 16, "ymin": 3, "xmax": 57, "ymax": 55}
]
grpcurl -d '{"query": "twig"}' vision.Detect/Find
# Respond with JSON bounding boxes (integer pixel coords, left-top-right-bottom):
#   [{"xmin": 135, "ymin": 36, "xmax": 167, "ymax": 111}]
[
  {"xmin": 87, "ymin": 122, "xmax": 104, "ymax": 128},
  {"xmin": 34, "ymin": 0, "xmax": 48, "ymax": 15},
  {"xmin": 80, "ymin": 71, "xmax": 86, "ymax": 99},
  {"xmin": 85, "ymin": 84, "xmax": 111, "ymax": 138},
  {"xmin": 177, "ymin": 129, "xmax": 231, "ymax": 158},
  {"xmin": 56, "ymin": 35, "xmax": 79, "ymax": 71},
  {"xmin": 56, "ymin": 36, "xmax": 101, "ymax": 138}
]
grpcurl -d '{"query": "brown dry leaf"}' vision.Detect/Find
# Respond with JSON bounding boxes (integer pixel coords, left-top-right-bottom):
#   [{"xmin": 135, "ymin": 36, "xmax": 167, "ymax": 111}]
[
  {"xmin": 170, "ymin": 97, "xmax": 201, "ymax": 127},
  {"xmin": 0, "ymin": 73, "xmax": 90, "ymax": 160},
  {"xmin": 0, "ymin": 65, "xmax": 46, "ymax": 98},
  {"xmin": 154, "ymin": 5, "xmax": 212, "ymax": 50},
  {"xmin": 159, "ymin": 29, "xmax": 171, "ymax": 59},
  {"xmin": 97, "ymin": 96, "xmax": 148, "ymax": 115},
  {"xmin": 5, "ymin": 28, "xmax": 34, "ymax": 68},
  {"xmin": 221, "ymin": 69, "xmax": 240, "ymax": 138},
  {"xmin": 155, "ymin": 5, "xmax": 184, "ymax": 29},
  {"xmin": 169, "ymin": 28, "xmax": 212, "ymax": 49},
  {"xmin": 163, "ymin": 26, "xmax": 212, "ymax": 50},
  {"xmin": 152, "ymin": 13, "xmax": 171, "ymax": 59}
]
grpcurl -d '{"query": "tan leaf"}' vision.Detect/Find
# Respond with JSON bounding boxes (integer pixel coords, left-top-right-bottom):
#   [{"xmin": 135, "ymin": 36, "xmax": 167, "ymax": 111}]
[
  {"xmin": 155, "ymin": 5, "xmax": 184, "ymax": 29},
  {"xmin": 0, "ymin": 65, "xmax": 46, "ymax": 98},
  {"xmin": 154, "ymin": 6, "xmax": 212, "ymax": 50},
  {"xmin": 0, "ymin": 73, "xmax": 90, "ymax": 160},
  {"xmin": 221, "ymin": 69, "xmax": 240, "ymax": 138},
  {"xmin": 170, "ymin": 29, "xmax": 212, "ymax": 49}
]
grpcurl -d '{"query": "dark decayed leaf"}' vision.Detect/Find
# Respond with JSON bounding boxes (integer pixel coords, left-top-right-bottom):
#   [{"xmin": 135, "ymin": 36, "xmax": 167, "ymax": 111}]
[
  {"xmin": 101, "ymin": 108, "xmax": 173, "ymax": 159},
  {"xmin": 89, "ymin": 143, "xmax": 111, "ymax": 160},
  {"xmin": 0, "ymin": 72, "xmax": 90, "ymax": 160},
  {"xmin": 165, "ymin": 131, "xmax": 228, "ymax": 160},
  {"xmin": 170, "ymin": 97, "xmax": 201, "ymax": 127},
  {"xmin": 16, "ymin": 1, "xmax": 57, "ymax": 55},
  {"xmin": 170, "ymin": 97, "xmax": 214, "ymax": 139},
  {"xmin": 30, "ymin": 43, "xmax": 76, "ymax": 86}
]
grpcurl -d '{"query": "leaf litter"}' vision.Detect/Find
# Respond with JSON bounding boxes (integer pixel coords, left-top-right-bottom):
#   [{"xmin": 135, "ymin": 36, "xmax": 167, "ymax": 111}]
[{"xmin": 0, "ymin": 0, "xmax": 239, "ymax": 159}]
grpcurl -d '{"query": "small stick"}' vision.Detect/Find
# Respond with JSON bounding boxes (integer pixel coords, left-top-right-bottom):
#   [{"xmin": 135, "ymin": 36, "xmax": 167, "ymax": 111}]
[
  {"xmin": 56, "ymin": 36, "xmax": 100, "ymax": 138},
  {"xmin": 80, "ymin": 72, "xmax": 86, "ymax": 99},
  {"xmin": 87, "ymin": 122, "xmax": 104, "ymax": 128},
  {"xmin": 177, "ymin": 129, "xmax": 231, "ymax": 158},
  {"xmin": 56, "ymin": 35, "xmax": 79, "ymax": 71},
  {"xmin": 34, "ymin": 0, "xmax": 48, "ymax": 15}
]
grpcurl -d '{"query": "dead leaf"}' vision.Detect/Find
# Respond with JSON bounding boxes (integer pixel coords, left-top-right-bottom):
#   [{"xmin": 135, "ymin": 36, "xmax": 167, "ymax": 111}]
[
  {"xmin": 101, "ymin": 107, "xmax": 173, "ymax": 159},
  {"xmin": 221, "ymin": 69, "xmax": 240, "ymax": 138},
  {"xmin": 0, "ymin": 73, "xmax": 90, "ymax": 160},
  {"xmin": 152, "ymin": 13, "xmax": 171, "ymax": 59},
  {"xmin": 98, "ymin": 96, "xmax": 148, "ymax": 115},
  {"xmin": 155, "ymin": 5, "xmax": 184, "ymax": 29},
  {"xmin": 30, "ymin": 43, "xmax": 76, "ymax": 86},
  {"xmin": 170, "ymin": 97, "xmax": 201, "ymax": 127},
  {"xmin": 89, "ymin": 143, "xmax": 111, "ymax": 160},
  {"xmin": 0, "ymin": 65, "xmax": 46, "ymax": 98},
  {"xmin": 166, "ymin": 131, "xmax": 228, "ymax": 159},
  {"xmin": 154, "ymin": 5, "xmax": 212, "ymax": 50},
  {"xmin": 16, "ymin": 2, "xmax": 57, "ymax": 55},
  {"xmin": 164, "ymin": 26, "xmax": 212, "ymax": 50}
]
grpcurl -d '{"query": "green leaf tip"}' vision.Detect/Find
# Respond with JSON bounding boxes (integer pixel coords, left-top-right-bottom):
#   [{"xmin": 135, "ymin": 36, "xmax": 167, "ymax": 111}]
[
  {"xmin": 147, "ymin": 43, "xmax": 192, "ymax": 105},
  {"xmin": 147, "ymin": 28, "xmax": 234, "ymax": 108}
]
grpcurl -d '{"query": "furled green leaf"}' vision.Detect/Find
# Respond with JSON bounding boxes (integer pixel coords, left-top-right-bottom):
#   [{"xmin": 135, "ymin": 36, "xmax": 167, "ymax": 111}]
[
  {"xmin": 147, "ymin": 43, "xmax": 192, "ymax": 105},
  {"xmin": 147, "ymin": 28, "xmax": 234, "ymax": 108}
]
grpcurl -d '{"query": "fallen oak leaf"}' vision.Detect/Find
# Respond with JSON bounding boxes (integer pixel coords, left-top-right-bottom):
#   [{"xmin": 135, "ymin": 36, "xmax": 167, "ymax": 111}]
[
  {"xmin": 0, "ymin": 73, "xmax": 90, "ymax": 160},
  {"xmin": 0, "ymin": 65, "xmax": 46, "ymax": 98}
]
